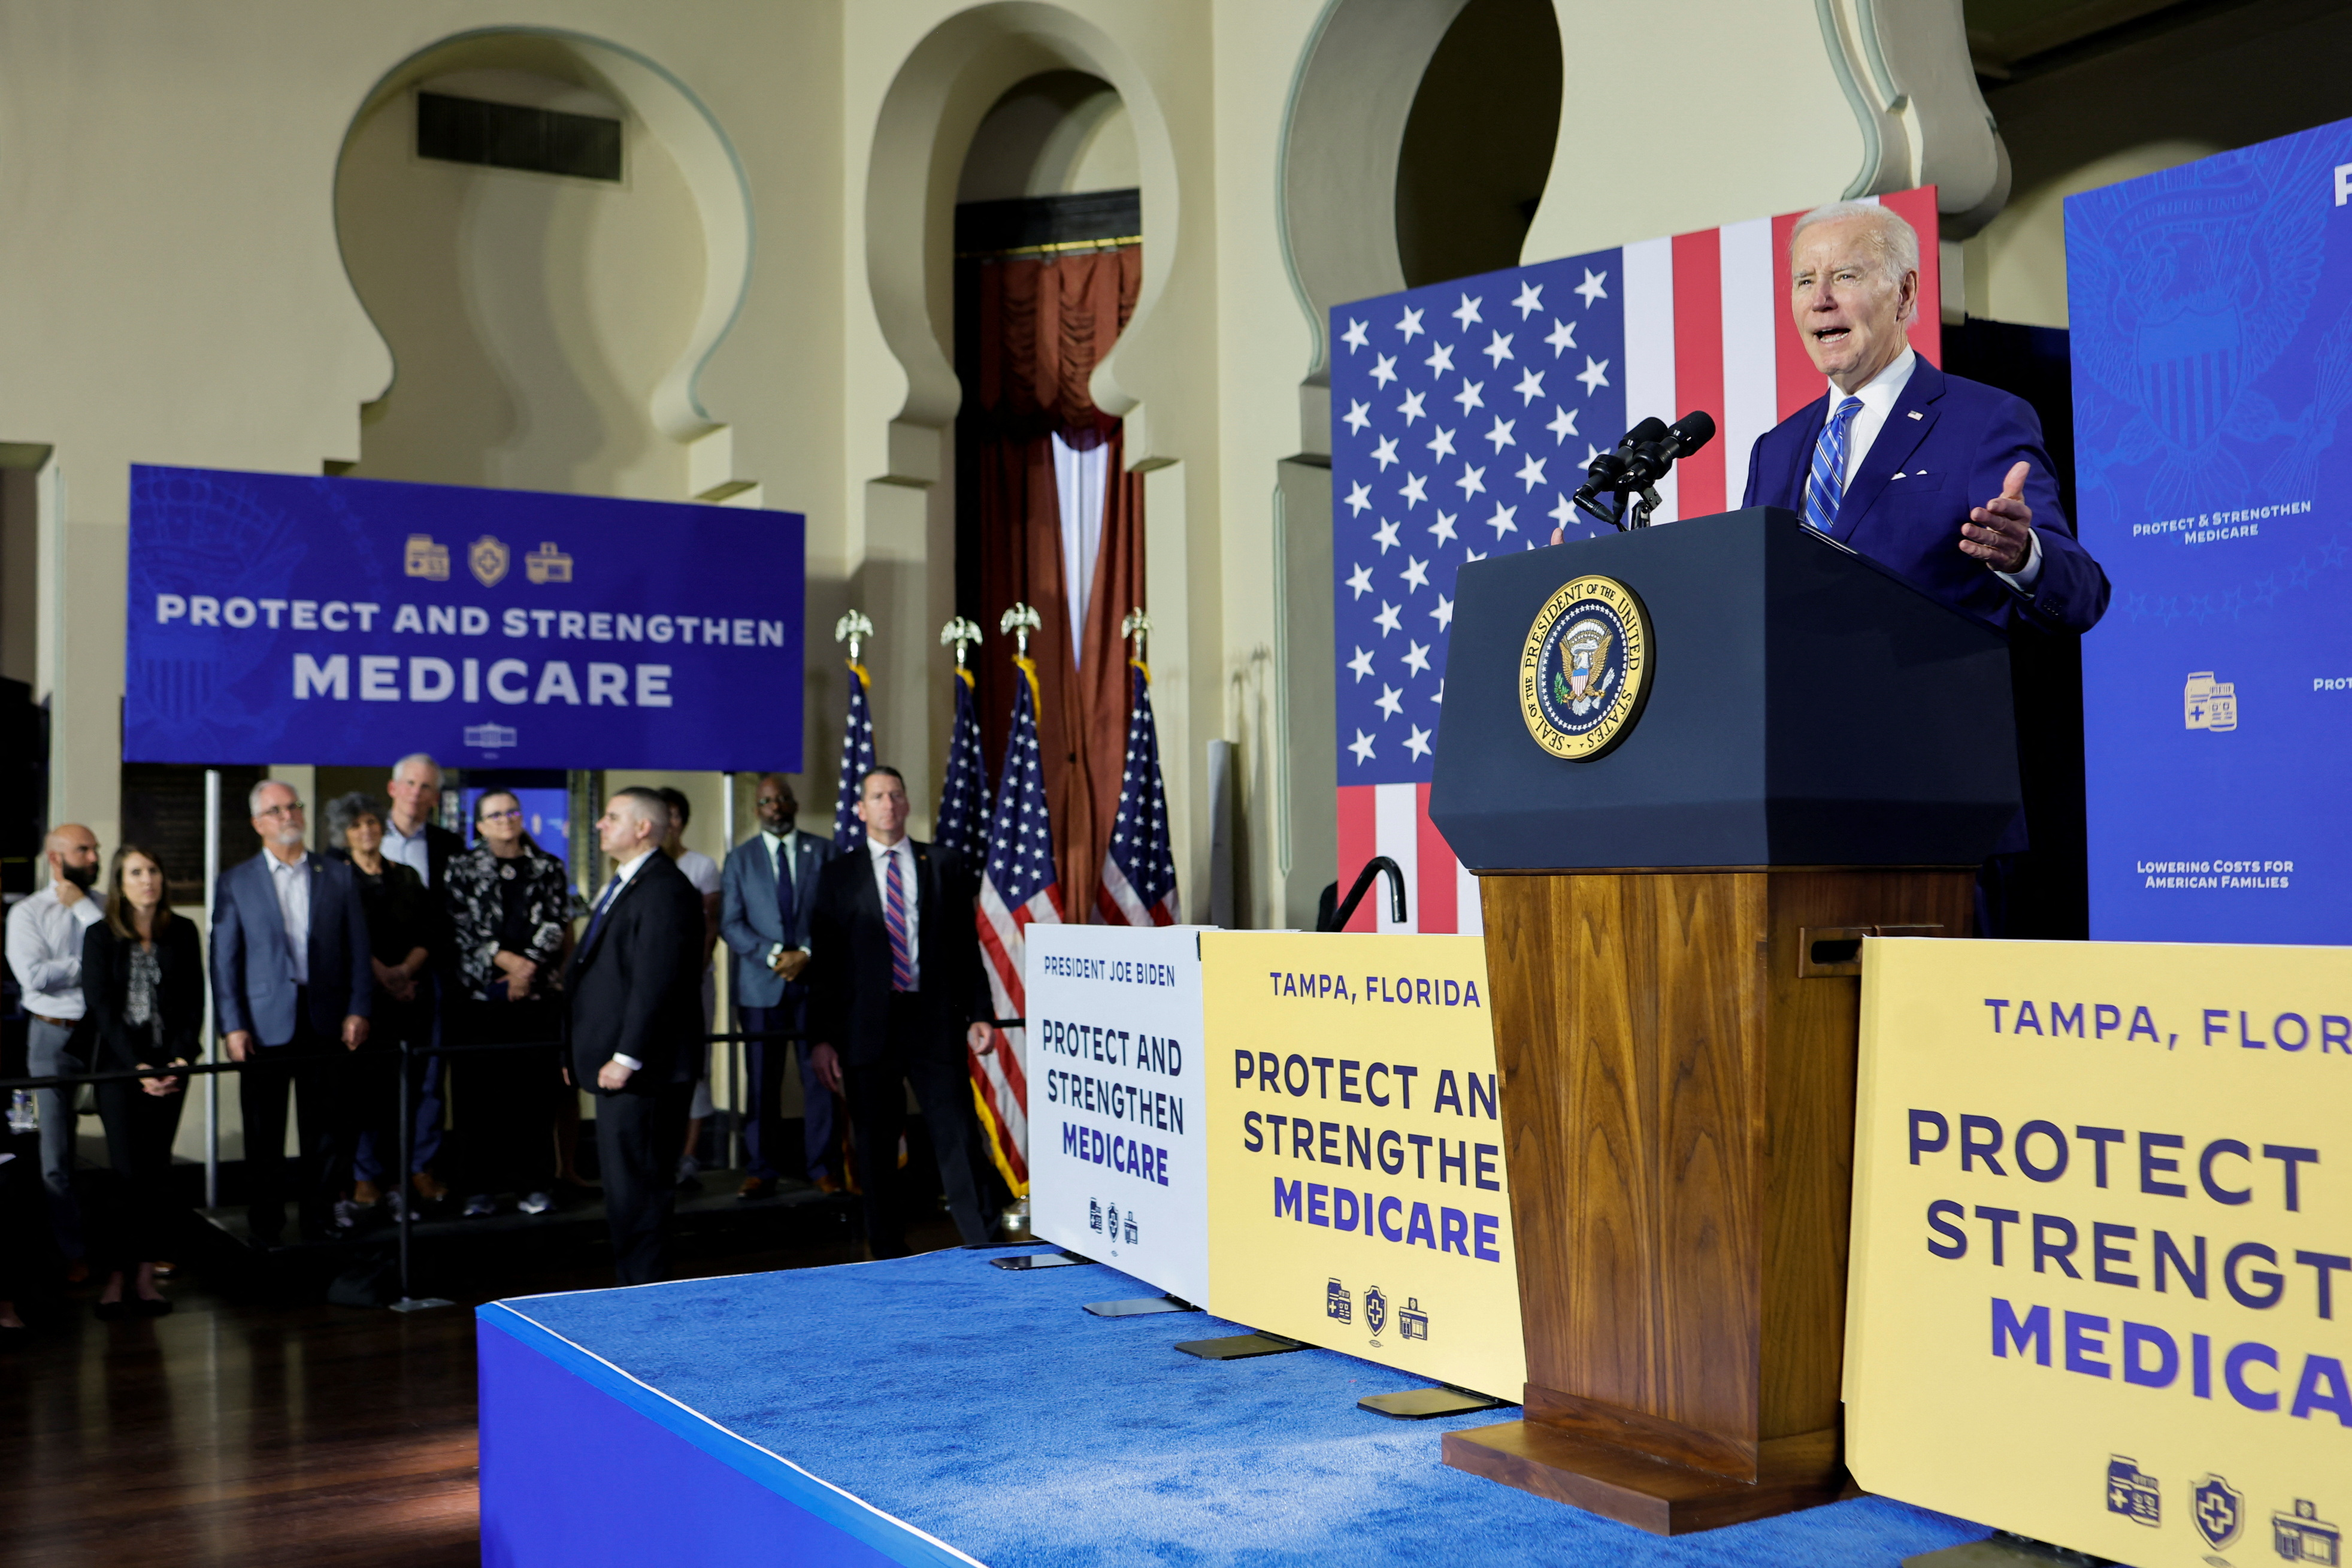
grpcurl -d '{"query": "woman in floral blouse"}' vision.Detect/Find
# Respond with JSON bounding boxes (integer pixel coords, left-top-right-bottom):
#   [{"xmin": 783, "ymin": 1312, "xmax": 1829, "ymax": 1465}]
[{"xmin": 443, "ymin": 792, "xmax": 571, "ymax": 1218}]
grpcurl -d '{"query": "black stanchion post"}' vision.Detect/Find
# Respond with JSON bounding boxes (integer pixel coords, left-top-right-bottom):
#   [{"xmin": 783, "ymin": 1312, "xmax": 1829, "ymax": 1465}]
[{"xmin": 391, "ymin": 1036, "xmax": 452, "ymax": 1313}]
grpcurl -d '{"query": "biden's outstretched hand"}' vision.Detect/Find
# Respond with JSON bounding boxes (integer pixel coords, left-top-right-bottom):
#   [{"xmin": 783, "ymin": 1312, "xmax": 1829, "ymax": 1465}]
[{"xmin": 1962, "ymin": 461, "xmax": 2034, "ymax": 574}]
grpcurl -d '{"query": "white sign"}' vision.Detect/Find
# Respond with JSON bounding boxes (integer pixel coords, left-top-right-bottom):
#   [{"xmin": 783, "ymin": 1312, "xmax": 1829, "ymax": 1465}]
[{"xmin": 1024, "ymin": 926, "xmax": 1209, "ymax": 1304}]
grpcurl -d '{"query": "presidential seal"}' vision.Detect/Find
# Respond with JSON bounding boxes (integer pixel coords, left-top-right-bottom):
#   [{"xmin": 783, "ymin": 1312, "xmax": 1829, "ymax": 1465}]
[{"xmin": 1520, "ymin": 574, "xmax": 1651, "ymax": 761}]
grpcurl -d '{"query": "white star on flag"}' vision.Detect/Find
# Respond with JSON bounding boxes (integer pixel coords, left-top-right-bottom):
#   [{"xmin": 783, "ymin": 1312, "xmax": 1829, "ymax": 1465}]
[
  {"xmin": 1512, "ymin": 281, "xmax": 1543, "ymax": 318},
  {"xmin": 1516, "ymin": 454, "xmax": 1548, "ymax": 490},
  {"xmin": 1400, "ymin": 471, "xmax": 1427, "ymax": 507},
  {"xmin": 1582, "ymin": 443, "xmax": 1603, "ymax": 465},
  {"xmin": 1346, "ymin": 562, "xmax": 1374, "ymax": 599},
  {"xmin": 1487, "ymin": 503, "xmax": 1519, "ymax": 538},
  {"xmin": 1452, "ymin": 379, "xmax": 1485, "ymax": 414},
  {"xmin": 1431, "ymin": 678, "xmax": 1445, "ymax": 704},
  {"xmin": 1403, "ymin": 725, "xmax": 1433, "ymax": 760},
  {"xmin": 1484, "ymin": 416, "xmax": 1516, "ymax": 452},
  {"xmin": 1397, "ymin": 389, "xmax": 1426, "ymax": 424},
  {"xmin": 1371, "ymin": 435, "xmax": 1399, "ymax": 470},
  {"xmin": 1340, "ymin": 318, "xmax": 1369, "ymax": 352},
  {"xmin": 1430, "ymin": 593, "xmax": 1454, "ymax": 631},
  {"xmin": 1428, "ymin": 510, "xmax": 1458, "ymax": 545},
  {"xmin": 1425, "ymin": 341, "xmax": 1454, "ymax": 377},
  {"xmin": 1575, "ymin": 268, "xmax": 1609, "ymax": 306},
  {"xmin": 1345, "ymin": 481, "xmax": 1372, "ymax": 516},
  {"xmin": 1576, "ymin": 357, "xmax": 1611, "ymax": 395},
  {"xmin": 1370, "ymin": 353, "xmax": 1398, "ymax": 388},
  {"xmin": 1545, "ymin": 317, "xmax": 1577, "ymax": 355},
  {"xmin": 1463, "ymin": 546, "xmax": 1487, "ymax": 562},
  {"xmin": 1453, "ymin": 463, "xmax": 1486, "ymax": 499},
  {"xmin": 1348, "ymin": 646, "xmax": 1375, "ymax": 682},
  {"xmin": 1452, "ymin": 293, "xmax": 1482, "ymax": 329},
  {"xmin": 1348, "ymin": 729, "xmax": 1376, "ymax": 764},
  {"xmin": 1514, "ymin": 367, "xmax": 1546, "ymax": 404},
  {"xmin": 1372, "ymin": 517, "xmax": 1401, "ymax": 552},
  {"xmin": 1549, "ymin": 492, "xmax": 1578, "ymax": 530},
  {"xmin": 1401, "ymin": 640, "xmax": 1433, "ymax": 676},
  {"xmin": 1401, "ymin": 555, "xmax": 1430, "ymax": 591},
  {"xmin": 1375, "ymin": 683, "xmax": 1403, "ymax": 719},
  {"xmin": 1482, "ymin": 330, "xmax": 1514, "ymax": 367},
  {"xmin": 1396, "ymin": 305, "xmax": 1424, "ymax": 341},
  {"xmin": 1548, "ymin": 404, "xmax": 1579, "ymax": 442},
  {"xmin": 1373, "ymin": 600, "xmax": 1402, "ymax": 636},
  {"xmin": 1426, "ymin": 426, "xmax": 1457, "ymax": 461},
  {"xmin": 1344, "ymin": 400, "xmax": 1371, "ymax": 435}
]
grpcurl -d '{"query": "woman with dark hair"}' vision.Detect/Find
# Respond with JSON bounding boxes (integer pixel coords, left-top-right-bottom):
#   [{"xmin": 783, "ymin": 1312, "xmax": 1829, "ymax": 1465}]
[
  {"xmin": 325, "ymin": 791, "xmax": 433, "ymax": 1221},
  {"xmin": 80, "ymin": 845, "xmax": 199, "ymax": 1318},
  {"xmin": 444, "ymin": 791, "xmax": 571, "ymax": 1217}
]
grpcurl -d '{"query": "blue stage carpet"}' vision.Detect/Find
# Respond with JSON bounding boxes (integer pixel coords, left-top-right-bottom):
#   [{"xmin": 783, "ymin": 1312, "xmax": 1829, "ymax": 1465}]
[{"xmin": 495, "ymin": 1246, "xmax": 1992, "ymax": 1566}]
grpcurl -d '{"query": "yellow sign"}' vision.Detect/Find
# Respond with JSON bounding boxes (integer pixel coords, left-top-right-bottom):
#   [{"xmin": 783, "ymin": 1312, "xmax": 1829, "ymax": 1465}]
[
  {"xmin": 1201, "ymin": 932, "xmax": 1524, "ymax": 1399},
  {"xmin": 1848, "ymin": 938, "xmax": 2352, "ymax": 1566},
  {"xmin": 1519, "ymin": 573, "xmax": 1650, "ymax": 761}
]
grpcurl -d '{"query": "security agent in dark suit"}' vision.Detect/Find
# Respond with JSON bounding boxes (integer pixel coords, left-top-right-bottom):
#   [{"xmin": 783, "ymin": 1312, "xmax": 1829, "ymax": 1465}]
[
  {"xmin": 719, "ymin": 773, "xmax": 833, "ymax": 1198},
  {"xmin": 212, "ymin": 781, "xmax": 374, "ymax": 1245},
  {"xmin": 565, "ymin": 787, "xmax": 706, "ymax": 1286},
  {"xmin": 809, "ymin": 766, "xmax": 995, "ymax": 1255}
]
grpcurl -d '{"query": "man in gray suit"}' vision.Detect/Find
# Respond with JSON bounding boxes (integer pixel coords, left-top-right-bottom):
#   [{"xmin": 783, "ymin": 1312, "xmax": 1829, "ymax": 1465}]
[
  {"xmin": 719, "ymin": 774, "xmax": 833, "ymax": 1199},
  {"xmin": 211, "ymin": 780, "xmax": 373, "ymax": 1245}
]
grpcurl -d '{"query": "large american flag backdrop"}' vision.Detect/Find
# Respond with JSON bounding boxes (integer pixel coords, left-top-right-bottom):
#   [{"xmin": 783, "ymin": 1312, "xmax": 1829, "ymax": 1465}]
[{"xmin": 1329, "ymin": 186, "xmax": 1943, "ymax": 932}]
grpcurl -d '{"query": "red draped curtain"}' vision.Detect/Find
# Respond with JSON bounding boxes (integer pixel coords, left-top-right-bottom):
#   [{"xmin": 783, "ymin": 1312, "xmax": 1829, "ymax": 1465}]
[{"xmin": 962, "ymin": 245, "xmax": 1145, "ymax": 923}]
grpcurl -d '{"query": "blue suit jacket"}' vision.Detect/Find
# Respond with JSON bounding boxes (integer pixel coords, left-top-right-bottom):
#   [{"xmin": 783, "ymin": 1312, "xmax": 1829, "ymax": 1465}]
[
  {"xmin": 1741, "ymin": 359, "xmax": 2109, "ymax": 635},
  {"xmin": 719, "ymin": 827, "xmax": 831, "ymax": 1010},
  {"xmin": 210, "ymin": 850, "xmax": 374, "ymax": 1046}
]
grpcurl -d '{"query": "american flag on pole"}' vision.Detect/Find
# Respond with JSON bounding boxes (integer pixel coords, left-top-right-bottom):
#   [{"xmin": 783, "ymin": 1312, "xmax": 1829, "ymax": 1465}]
[
  {"xmin": 934, "ymin": 666, "xmax": 991, "ymax": 863},
  {"xmin": 829, "ymin": 656, "xmax": 877, "ymax": 855},
  {"xmin": 1095, "ymin": 660, "xmax": 1180, "ymax": 926},
  {"xmin": 971, "ymin": 653, "xmax": 1063, "ymax": 1194},
  {"xmin": 1330, "ymin": 187, "xmax": 1942, "ymax": 930}
]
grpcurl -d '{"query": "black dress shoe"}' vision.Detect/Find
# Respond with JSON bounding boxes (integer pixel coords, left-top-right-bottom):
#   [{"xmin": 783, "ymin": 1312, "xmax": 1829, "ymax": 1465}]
[{"xmin": 93, "ymin": 1300, "xmax": 126, "ymax": 1322}]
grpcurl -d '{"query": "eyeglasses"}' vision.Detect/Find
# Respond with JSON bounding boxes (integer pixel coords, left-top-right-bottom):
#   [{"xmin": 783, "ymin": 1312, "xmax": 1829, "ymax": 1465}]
[
  {"xmin": 256, "ymin": 800, "xmax": 305, "ymax": 819},
  {"xmin": 480, "ymin": 809, "xmax": 524, "ymax": 822}
]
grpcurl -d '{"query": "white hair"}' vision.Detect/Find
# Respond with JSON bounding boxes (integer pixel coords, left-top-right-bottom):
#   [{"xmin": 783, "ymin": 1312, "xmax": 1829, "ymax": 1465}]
[
  {"xmin": 1790, "ymin": 200, "xmax": 1921, "ymax": 282},
  {"xmin": 248, "ymin": 778, "xmax": 293, "ymax": 815},
  {"xmin": 391, "ymin": 752, "xmax": 441, "ymax": 784}
]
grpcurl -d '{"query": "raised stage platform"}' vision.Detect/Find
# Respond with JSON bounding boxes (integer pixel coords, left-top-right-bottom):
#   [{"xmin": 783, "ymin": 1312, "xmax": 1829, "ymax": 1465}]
[{"xmin": 478, "ymin": 1246, "xmax": 1997, "ymax": 1566}]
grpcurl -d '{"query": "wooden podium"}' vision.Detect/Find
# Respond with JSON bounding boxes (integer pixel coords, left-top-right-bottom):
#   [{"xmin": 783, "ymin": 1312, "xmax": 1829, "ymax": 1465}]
[{"xmin": 1427, "ymin": 510, "xmax": 2020, "ymax": 1534}]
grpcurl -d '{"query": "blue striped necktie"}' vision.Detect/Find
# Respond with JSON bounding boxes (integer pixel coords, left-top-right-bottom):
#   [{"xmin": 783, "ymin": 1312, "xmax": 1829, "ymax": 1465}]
[
  {"xmin": 1804, "ymin": 395, "xmax": 1865, "ymax": 533},
  {"xmin": 884, "ymin": 849, "xmax": 915, "ymax": 992}
]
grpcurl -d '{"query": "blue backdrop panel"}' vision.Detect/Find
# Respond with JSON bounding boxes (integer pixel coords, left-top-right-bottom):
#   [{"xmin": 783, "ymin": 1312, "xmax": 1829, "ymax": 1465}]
[
  {"xmin": 2069, "ymin": 119, "xmax": 2352, "ymax": 942},
  {"xmin": 125, "ymin": 466, "xmax": 804, "ymax": 771},
  {"xmin": 476, "ymin": 1307, "xmax": 969, "ymax": 1568}
]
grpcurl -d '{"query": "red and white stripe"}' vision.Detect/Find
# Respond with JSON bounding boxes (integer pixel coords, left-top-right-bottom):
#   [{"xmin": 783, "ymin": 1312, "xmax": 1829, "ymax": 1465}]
[
  {"xmin": 974, "ymin": 877, "xmax": 1059, "ymax": 1189},
  {"xmin": 1097, "ymin": 859, "xmax": 1177, "ymax": 927},
  {"xmin": 1336, "ymin": 188, "xmax": 1943, "ymax": 927}
]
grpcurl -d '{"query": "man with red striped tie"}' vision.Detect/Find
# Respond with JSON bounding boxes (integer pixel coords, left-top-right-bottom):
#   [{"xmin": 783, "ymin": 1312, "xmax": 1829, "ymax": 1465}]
[{"xmin": 807, "ymin": 766, "xmax": 996, "ymax": 1257}]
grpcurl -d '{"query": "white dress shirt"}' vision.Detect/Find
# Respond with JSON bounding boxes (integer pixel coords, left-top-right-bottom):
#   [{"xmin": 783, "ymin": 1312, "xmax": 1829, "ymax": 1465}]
[
  {"xmin": 762, "ymin": 828, "xmax": 806, "ymax": 965},
  {"xmin": 5, "ymin": 882, "xmax": 105, "ymax": 1020},
  {"xmin": 866, "ymin": 835, "xmax": 919, "ymax": 990},
  {"xmin": 1833, "ymin": 347, "xmax": 2042, "ymax": 591},
  {"xmin": 595, "ymin": 850, "xmax": 653, "ymax": 1069},
  {"xmin": 268, "ymin": 851, "xmax": 312, "ymax": 985},
  {"xmin": 383, "ymin": 816, "xmax": 435, "ymax": 883}
]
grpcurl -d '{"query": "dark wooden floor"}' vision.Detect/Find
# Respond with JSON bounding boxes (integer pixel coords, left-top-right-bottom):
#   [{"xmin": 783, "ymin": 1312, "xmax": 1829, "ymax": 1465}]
[{"xmin": 1, "ymin": 1205, "xmax": 964, "ymax": 1567}]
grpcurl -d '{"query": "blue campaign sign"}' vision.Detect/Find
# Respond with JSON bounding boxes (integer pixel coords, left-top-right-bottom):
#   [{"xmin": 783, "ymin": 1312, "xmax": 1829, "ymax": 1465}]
[
  {"xmin": 125, "ymin": 466, "xmax": 804, "ymax": 772},
  {"xmin": 2068, "ymin": 119, "xmax": 2352, "ymax": 942}
]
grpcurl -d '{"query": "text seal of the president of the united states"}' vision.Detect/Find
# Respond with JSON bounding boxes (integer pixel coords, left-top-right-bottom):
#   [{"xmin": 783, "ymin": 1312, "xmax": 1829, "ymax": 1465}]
[{"xmin": 1520, "ymin": 574, "xmax": 1651, "ymax": 761}]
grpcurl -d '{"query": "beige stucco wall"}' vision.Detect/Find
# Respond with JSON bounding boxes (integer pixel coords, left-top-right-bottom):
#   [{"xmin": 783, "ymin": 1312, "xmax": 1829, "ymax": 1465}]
[{"xmin": 8, "ymin": 0, "xmax": 1988, "ymax": 949}]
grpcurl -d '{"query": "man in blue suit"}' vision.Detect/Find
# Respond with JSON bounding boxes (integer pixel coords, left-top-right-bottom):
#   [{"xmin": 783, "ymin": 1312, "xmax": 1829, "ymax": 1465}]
[
  {"xmin": 212, "ymin": 780, "xmax": 374, "ymax": 1245},
  {"xmin": 1741, "ymin": 199, "xmax": 2109, "ymax": 637},
  {"xmin": 719, "ymin": 774, "xmax": 834, "ymax": 1200}
]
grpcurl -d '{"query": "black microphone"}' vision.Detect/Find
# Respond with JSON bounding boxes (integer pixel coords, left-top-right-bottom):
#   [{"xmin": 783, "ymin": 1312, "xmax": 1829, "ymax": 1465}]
[
  {"xmin": 1621, "ymin": 410, "xmax": 1719, "ymax": 489},
  {"xmin": 1570, "ymin": 417, "xmax": 1668, "ymax": 525}
]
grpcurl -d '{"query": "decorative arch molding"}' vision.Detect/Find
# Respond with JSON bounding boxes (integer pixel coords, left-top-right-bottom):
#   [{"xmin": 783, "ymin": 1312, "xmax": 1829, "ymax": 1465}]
[
  {"xmin": 1815, "ymin": 0, "xmax": 2010, "ymax": 234},
  {"xmin": 1278, "ymin": 0, "xmax": 1473, "ymax": 392},
  {"xmin": 864, "ymin": 1, "xmax": 1181, "ymax": 478},
  {"xmin": 336, "ymin": 26, "xmax": 755, "ymax": 446}
]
